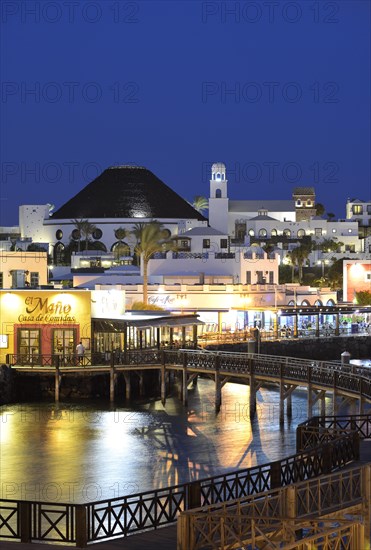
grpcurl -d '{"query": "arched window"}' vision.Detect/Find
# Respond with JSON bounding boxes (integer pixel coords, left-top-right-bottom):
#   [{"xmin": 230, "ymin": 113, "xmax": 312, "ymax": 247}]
[
  {"xmin": 54, "ymin": 242, "xmax": 65, "ymax": 264},
  {"xmin": 297, "ymin": 229, "xmax": 305, "ymax": 238},
  {"xmin": 111, "ymin": 241, "xmax": 130, "ymax": 256},
  {"xmin": 326, "ymin": 299, "xmax": 335, "ymax": 306},
  {"xmin": 222, "ymin": 173, "xmax": 225, "ymax": 180},
  {"xmin": 296, "ymin": 199, "xmax": 301, "ymax": 206},
  {"xmin": 55, "ymin": 229, "xmax": 63, "ymax": 240},
  {"xmin": 215, "ymin": 189, "xmax": 222, "ymax": 198},
  {"xmin": 314, "ymin": 300, "xmax": 322, "ymax": 306},
  {"xmin": 288, "ymin": 300, "xmax": 295, "ymax": 306},
  {"xmin": 90, "ymin": 241, "xmax": 107, "ymax": 252},
  {"xmin": 216, "ymin": 172, "xmax": 221, "ymax": 180},
  {"xmin": 92, "ymin": 228, "xmax": 103, "ymax": 240},
  {"xmin": 271, "ymin": 228, "xmax": 277, "ymax": 237},
  {"xmin": 283, "ymin": 229, "xmax": 291, "ymax": 237},
  {"xmin": 71, "ymin": 229, "xmax": 80, "ymax": 240},
  {"xmin": 301, "ymin": 300, "xmax": 310, "ymax": 306},
  {"xmin": 248, "ymin": 229, "xmax": 255, "ymax": 237},
  {"xmin": 259, "ymin": 228, "xmax": 267, "ymax": 237}
]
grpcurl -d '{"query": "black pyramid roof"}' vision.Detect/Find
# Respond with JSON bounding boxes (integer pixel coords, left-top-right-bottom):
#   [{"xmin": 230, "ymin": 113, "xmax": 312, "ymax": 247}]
[{"xmin": 52, "ymin": 166, "xmax": 207, "ymax": 221}]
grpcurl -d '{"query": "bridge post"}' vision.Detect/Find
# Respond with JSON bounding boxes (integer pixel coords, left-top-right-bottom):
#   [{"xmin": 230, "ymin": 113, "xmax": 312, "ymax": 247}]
[
  {"xmin": 287, "ymin": 392, "xmax": 292, "ymax": 418},
  {"xmin": 285, "ymin": 358, "xmax": 292, "ymax": 418},
  {"xmin": 307, "ymin": 366, "xmax": 313, "ymax": 419},
  {"xmin": 249, "ymin": 358, "xmax": 256, "ymax": 419},
  {"xmin": 315, "ymin": 315, "xmax": 320, "ymax": 338},
  {"xmin": 75, "ymin": 504, "xmax": 88, "ymax": 547},
  {"xmin": 124, "ymin": 372, "xmax": 131, "ymax": 400},
  {"xmin": 270, "ymin": 460, "xmax": 282, "ymax": 489},
  {"xmin": 362, "ymin": 464, "xmax": 371, "ymax": 549},
  {"xmin": 182, "ymin": 353, "xmax": 188, "ymax": 406},
  {"xmin": 161, "ymin": 364, "xmax": 166, "ymax": 406},
  {"xmin": 215, "ymin": 354, "xmax": 221, "ymax": 412},
  {"xmin": 335, "ymin": 313, "xmax": 340, "ymax": 336},
  {"xmin": 320, "ymin": 392, "xmax": 326, "ymax": 416},
  {"xmin": 279, "ymin": 363, "xmax": 284, "ymax": 425},
  {"xmin": 333, "ymin": 371, "xmax": 338, "ymax": 415},
  {"xmin": 177, "ymin": 513, "xmax": 190, "ymax": 550},
  {"xmin": 19, "ymin": 501, "xmax": 31, "ymax": 543},
  {"xmin": 139, "ymin": 372, "xmax": 144, "ymax": 396},
  {"xmin": 55, "ymin": 365, "xmax": 60, "ymax": 402},
  {"xmin": 283, "ymin": 485, "xmax": 297, "ymax": 543},
  {"xmin": 186, "ymin": 481, "xmax": 201, "ymax": 509},
  {"xmin": 110, "ymin": 366, "xmax": 115, "ymax": 402},
  {"xmin": 359, "ymin": 379, "xmax": 365, "ymax": 414}
]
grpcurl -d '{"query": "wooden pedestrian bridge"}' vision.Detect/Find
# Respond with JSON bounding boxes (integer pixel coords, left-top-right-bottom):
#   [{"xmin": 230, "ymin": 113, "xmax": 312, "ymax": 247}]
[
  {"xmin": 1, "ymin": 413, "xmax": 370, "ymax": 548},
  {"xmin": 2, "ymin": 350, "xmax": 371, "ymax": 548},
  {"xmin": 7, "ymin": 349, "xmax": 371, "ymax": 419}
]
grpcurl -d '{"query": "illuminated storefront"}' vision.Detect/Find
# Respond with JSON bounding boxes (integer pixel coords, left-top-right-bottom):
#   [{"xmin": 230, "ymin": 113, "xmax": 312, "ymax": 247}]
[{"xmin": 0, "ymin": 290, "xmax": 91, "ymax": 364}]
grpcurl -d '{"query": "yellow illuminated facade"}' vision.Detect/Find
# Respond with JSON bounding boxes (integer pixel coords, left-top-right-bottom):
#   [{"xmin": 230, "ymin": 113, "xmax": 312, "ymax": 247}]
[{"xmin": 0, "ymin": 290, "xmax": 91, "ymax": 363}]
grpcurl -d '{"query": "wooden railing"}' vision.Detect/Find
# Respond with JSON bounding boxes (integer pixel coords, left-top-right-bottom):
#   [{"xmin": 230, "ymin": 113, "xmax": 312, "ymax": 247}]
[
  {"xmin": 1, "ymin": 416, "xmax": 366, "ymax": 546},
  {"xmin": 177, "ymin": 465, "xmax": 369, "ymax": 550},
  {"xmin": 297, "ymin": 413, "xmax": 371, "ymax": 451}
]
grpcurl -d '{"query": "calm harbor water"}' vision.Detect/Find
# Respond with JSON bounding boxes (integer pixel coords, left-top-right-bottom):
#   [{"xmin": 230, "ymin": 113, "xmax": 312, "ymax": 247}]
[{"xmin": 1, "ymin": 365, "xmax": 368, "ymax": 504}]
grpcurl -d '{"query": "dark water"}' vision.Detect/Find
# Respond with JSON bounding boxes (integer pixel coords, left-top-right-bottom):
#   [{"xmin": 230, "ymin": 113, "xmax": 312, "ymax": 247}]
[{"xmin": 0, "ymin": 376, "xmax": 363, "ymax": 504}]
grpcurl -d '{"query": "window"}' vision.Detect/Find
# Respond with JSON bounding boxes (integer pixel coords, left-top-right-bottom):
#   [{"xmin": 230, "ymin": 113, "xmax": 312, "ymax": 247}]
[
  {"xmin": 352, "ymin": 205, "xmax": 363, "ymax": 214},
  {"xmin": 269, "ymin": 271, "xmax": 274, "ymax": 284},
  {"xmin": 181, "ymin": 240, "xmax": 189, "ymax": 248},
  {"xmin": 271, "ymin": 229, "xmax": 277, "ymax": 236},
  {"xmin": 296, "ymin": 200, "xmax": 301, "ymax": 206},
  {"xmin": 220, "ymin": 239, "xmax": 228, "ymax": 249},
  {"xmin": 367, "ymin": 205, "xmax": 371, "ymax": 214},
  {"xmin": 203, "ymin": 239, "xmax": 210, "ymax": 249},
  {"xmin": 366, "ymin": 273, "xmax": 371, "ymax": 282},
  {"xmin": 30, "ymin": 272, "xmax": 39, "ymax": 287},
  {"xmin": 72, "ymin": 229, "xmax": 80, "ymax": 240},
  {"xmin": 256, "ymin": 271, "xmax": 264, "ymax": 284},
  {"xmin": 259, "ymin": 228, "xmax": 267, "ymax": 237},
  {"xmin": 92, "ymin": 228, "xmax": 102, "ymax": 240},
  {"xmin": 297, "ymin": 229, "xmax": 305, "ymax": 238},
  {"xmin": 315, "ymin": 228, "xmax": 323, "ymax": 237},
  {"xmin": 54, "ymin": 242, "xmax": 65, "ymax": 264},
  {"xmin": 18, "ymin": 328, "xmax": 41, "ymax": 361},
  {"xmin": 56, "ymin": 229, "xmax": 63, "ymax": 240},
  {"xmin": 248, "ymin": 229, "xmax": 254, "ymax": 237},
  {"xmin": 306, "ymin": 200, "xmax": 312, "ymax": 206},
  {"xmin": 0, "ymin": 272, "xmax": 3, "ymax": 288},
  {"xmin": 215, "ymin": 189, "xmax": 222, "ymax": 198},
  {"xmin": 283, "ymin": 229, "xmax": 291, "ymax": 237},
  {"xmin": 246, "ymin": 271, "xmax": 251, "ymax": 284},
  {"xmin": 53, "ymin": 328, "xmax": 76, "ymax": 357},
  {"xmin": 235, "ymin": 223, "xmax": 247, "ymax": 240}
]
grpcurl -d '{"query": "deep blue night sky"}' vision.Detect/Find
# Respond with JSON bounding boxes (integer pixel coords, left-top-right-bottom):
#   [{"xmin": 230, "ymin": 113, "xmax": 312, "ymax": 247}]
[{"xmin": 1, "ymin": 0, "xmax": 370, "ymax": 226}]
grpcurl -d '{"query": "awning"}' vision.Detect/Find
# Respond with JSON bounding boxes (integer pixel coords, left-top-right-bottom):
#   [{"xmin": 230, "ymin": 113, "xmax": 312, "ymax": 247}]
[{"xmin": 93, "ymin": 314, "xmax": 204, "ymax": 332}]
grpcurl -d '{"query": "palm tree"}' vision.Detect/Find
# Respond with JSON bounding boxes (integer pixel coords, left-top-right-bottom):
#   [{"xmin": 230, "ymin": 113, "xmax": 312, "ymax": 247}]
[
  {"xmin": 191, "ymin": 196, "xmax": 209, "ymax": 214},
  {"xmin": 132, "ymin": 221, "xmax": 173, "ymax": 304},
  {"xmin": 288, "ymin": 244, "xmax": 311, "ymax": 283},
  {"xmin": 113, "ymin": 227, "xmax": 130, "ymax": 259},
  {"xmin": 71, "ymin": 219, "xmax": 97, "ymax": 251}
]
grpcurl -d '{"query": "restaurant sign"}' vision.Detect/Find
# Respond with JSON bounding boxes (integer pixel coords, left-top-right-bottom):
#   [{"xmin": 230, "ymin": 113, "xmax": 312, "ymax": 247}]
[{"xmin": 18, "ymin": 297, "xmax": 76, "ymax": 323}]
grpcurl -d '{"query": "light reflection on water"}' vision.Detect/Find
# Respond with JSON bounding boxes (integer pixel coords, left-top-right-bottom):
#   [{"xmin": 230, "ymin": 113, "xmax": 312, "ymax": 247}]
[{"xmin": 0, "ymin": 378, "xmax": 349, "ymax": 503}]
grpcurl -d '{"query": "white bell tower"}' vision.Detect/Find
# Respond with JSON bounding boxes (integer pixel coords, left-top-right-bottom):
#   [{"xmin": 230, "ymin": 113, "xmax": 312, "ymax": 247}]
[{"xmin": 209, "ymin": 162, "xmax": 229, "ymax": 233}]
